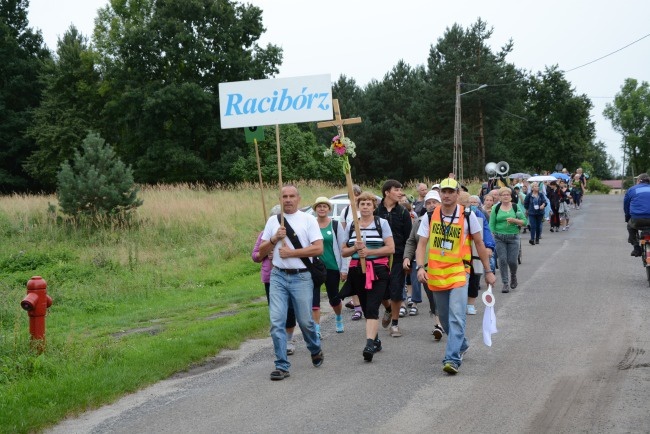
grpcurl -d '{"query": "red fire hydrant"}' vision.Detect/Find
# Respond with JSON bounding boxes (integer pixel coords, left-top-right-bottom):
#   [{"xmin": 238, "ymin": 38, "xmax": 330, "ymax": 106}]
[{"xmin": 20, "ymin": 276, "xmax": 53, "ymax": 352}]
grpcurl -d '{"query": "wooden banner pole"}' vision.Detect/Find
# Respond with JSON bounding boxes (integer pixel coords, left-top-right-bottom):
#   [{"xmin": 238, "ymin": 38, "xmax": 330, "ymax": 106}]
[
  {"xmin": 275, "ymin": 124, "xmax": 284, "ymax": 227},
  {"xmin": 253, "ymin": 138, "xmax": 267, "ymax": 225}
]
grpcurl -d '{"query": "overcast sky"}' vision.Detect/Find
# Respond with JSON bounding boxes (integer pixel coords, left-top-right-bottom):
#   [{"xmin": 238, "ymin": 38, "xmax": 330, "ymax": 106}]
[{"xmin": 28, "ymin": 0, "xmax": 650, "ymax": 174}]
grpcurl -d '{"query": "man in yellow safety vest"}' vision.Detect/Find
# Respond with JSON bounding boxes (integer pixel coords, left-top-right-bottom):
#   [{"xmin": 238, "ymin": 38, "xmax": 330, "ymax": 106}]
[{"xmin": 415, "ymin": 178, "xmax": 495, "ymax": 375}]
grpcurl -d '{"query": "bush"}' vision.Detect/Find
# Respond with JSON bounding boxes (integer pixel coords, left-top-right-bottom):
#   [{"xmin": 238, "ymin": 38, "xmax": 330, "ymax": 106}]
[
  {"xmin": 56, "ymin": 133, "xmax": 143, "ymax": 223},
  {"xmin": 586, "ymin": 177, "xmax": 611, "ymax": 194}
]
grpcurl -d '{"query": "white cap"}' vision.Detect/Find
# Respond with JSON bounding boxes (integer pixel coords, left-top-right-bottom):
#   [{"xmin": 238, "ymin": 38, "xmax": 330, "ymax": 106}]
[
  {"xmin": 431, "ymin": 184, "xmax": 440, "ymax": 190},
  {"xmin": 424, "ymin": 190, "xmax": 441, "ymax": 203}
]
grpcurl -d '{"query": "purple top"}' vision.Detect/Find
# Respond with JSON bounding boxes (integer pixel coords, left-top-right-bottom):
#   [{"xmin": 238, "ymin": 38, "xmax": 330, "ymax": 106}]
[{"xmin": 252, "ymin": 231, "xmax": 271, "ymax": 283}]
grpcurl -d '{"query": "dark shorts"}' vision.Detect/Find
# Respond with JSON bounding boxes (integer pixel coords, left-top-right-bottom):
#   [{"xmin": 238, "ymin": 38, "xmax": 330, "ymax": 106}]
[
  {"xmin": 348, "ymin": 264, "xmax": 389, "ymax": 320},
  {"xmin": 384, "ymin": 254, "xmax": 405, "ymax": 301}
]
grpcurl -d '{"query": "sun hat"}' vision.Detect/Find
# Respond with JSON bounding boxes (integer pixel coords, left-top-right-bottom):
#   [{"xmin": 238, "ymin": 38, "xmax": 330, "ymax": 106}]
[
  {"xmin": 424, "ymin": 190, "xmax": 441, "ymax": 203},
  {"xmin": 312, "ymin": 196, "xmax": 332, "ymax": 210},
  {"xmin": 439, "ymin": 178, "xmax": 459, "ymax": 191}
]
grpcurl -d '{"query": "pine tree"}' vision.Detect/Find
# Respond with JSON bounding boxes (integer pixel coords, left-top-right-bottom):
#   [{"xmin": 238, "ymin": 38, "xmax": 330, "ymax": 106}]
[{"xmin": 57, "ymin": 133, "xmax": 143, "ymax": 222}]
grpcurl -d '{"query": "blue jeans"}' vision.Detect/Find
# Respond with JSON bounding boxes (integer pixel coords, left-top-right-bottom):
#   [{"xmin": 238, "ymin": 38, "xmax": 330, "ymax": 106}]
[
  {"xmin": 269, "ymin": 268, "xmax": 321, "ymax": 372},
  {"xmin": 528, "ymin": 214, "xmax": 543, "ymax": 241},
  {"xmin": 431, "ymin": 276, "xmax": 470, "ymax": 367}
]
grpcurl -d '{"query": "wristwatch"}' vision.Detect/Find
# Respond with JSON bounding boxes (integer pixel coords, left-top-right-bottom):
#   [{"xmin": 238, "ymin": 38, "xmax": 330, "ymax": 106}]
[{"xmin": 416, "ymin": 265, "xmax": 425, "ymax": 271}]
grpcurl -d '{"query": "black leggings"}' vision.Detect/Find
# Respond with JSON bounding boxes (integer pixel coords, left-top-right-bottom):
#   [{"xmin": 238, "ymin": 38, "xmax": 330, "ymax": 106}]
[{"xmin": 322, "ymin": 269, "xmax": 342, "ymax": 307}]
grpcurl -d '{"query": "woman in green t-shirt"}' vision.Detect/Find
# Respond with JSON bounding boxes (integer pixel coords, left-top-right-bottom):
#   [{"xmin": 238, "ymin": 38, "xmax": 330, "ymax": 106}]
[
  {"xmin": 489, "ymin": 187, "xmax": 528, "ymax": 293},
  {"xmin": 313, "ymin": 197, "xmax": 349, "ymax": 336}
]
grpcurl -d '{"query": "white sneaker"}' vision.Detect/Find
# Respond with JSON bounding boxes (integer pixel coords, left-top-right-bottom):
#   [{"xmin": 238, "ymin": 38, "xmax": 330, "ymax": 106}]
[
  {"xmin": 561, "ymin": 227, "xmax": 566, "ymax": 231},
  {"xmin": 286, "ymin": 340, "xmax": 295, "ymax": 355},
  {"xmin": 467, "ymin": 305, "xmax": 477, "ymax": 315}
]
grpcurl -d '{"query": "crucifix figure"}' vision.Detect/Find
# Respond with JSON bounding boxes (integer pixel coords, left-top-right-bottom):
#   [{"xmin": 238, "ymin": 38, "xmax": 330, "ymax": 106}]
[{"xmin": 317, "ymin": 99, "xmax": 366, "ymax": 272}]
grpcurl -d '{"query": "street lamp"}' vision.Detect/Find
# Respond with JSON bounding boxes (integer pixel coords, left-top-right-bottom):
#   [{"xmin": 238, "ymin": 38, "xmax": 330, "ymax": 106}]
[{"xmin": 453, "ymin": 77, "xmax": 487, "ymax": 183}]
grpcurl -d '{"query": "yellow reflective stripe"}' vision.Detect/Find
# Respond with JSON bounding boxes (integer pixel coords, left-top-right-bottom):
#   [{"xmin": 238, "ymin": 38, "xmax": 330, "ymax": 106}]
[{"xmin": 427, "ymin": 264, "xmax": 466, "ymax": 275}]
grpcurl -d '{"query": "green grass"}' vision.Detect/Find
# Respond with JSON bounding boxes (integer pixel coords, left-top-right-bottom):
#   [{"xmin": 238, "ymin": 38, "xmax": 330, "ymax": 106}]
[{"xmin": 0, "ymin": 179, "xmax": 476, "ymax": 433}]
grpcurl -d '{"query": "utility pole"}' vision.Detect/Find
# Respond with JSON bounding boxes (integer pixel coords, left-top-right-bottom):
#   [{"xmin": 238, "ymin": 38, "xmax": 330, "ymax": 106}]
[{"xmin": 453, "ymin": 76, "xmax": 463, "ymax": 183}]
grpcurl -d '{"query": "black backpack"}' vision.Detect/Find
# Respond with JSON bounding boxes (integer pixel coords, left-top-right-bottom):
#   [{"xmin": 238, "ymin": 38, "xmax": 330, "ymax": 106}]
[{"xmin": 493, "ymin": 202, "xmax": 518, "ymax": 220}]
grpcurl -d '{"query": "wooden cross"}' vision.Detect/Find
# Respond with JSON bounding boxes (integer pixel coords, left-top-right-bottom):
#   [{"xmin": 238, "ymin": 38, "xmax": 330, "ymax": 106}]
[
  {"xmin": 317, "ymin": 99, "xmax": 362, "ymax": 139},
  {"xmin": 318, "ymin": 99, "xmax": 366, "ymax": 272}
]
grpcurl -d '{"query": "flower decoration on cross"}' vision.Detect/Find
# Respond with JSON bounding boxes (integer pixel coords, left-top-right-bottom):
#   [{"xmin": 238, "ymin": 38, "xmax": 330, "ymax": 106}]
[{"xmin": 324, "ymin": 135, "xmax": 356, "ymax": 173}]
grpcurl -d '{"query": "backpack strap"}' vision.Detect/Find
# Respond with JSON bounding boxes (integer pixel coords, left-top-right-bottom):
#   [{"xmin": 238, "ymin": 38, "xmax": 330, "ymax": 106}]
[{"xmin": 349, "ymin": 217, "xmax": 383, "ymax": 240}]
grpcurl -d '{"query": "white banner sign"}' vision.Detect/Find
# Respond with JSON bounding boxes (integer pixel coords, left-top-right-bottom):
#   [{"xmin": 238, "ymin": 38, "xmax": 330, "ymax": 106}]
[{"xmin": 218, "ymin": 74, "xmax": 333, "ymax": 129}]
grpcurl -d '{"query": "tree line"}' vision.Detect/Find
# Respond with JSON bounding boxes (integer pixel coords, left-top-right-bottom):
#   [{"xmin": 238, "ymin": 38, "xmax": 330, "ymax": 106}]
[{"xmin": 3, "ymin": 0, "xmax": 644, "ymax": 193}]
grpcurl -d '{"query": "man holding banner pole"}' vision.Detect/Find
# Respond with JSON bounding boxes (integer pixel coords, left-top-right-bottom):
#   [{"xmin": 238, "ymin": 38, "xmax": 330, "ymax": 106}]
[{"xmin": 258, "ymin": 185, "xmax": 324, "ymax": 380}]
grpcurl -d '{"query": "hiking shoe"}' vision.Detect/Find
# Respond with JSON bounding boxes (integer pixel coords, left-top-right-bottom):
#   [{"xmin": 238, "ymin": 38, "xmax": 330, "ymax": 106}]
[
  {"xmin": 443, "ymin": 362, "xmax": 459, "ymax": 375},
  {"xmin": 373, "ymin": 337, "xmax": 382, "ymax": 352},
  {"xmin": 381, "ymin": 310, "xmax": 391, "ymax": 328},
  {"xmin": 510, "ymin": 275, "xmax": 518, "ymax": 289},
  {"xmin": 335, "ymin": 317, "xmax": 344, "ymax": 333},
  {"xmin": 390, "ymin": 325, "xmax": 402, "ymax": 337},
  {"xmin": 529, "ymin": 239, "xmax": 535, "ymax": 245},
  {"xmin": 270, "ymin": 369, "xmax": 290, "ymax": 381},
  {"xmin": 432, "ymin": 324, "xmax": 444, "ymax": 340},
  {"xmin": 502, "ymin": 283, "xmax": 510, "ymax": 293},
  {"xmin": 311, "ymin": 350, "xmax": 324, "ymax": 367},
  {"xmin": 467, "ymin": 305, "xmax": 477, "ymax": 315},
  {"xmin": 351, "ymin": 310, "xmax": 363, "ymax": 321},
  {"xmin": 362, "ymin": 345, "xmax": 375, "ymax": 362},
  {"xmin": 286, "ymin": 340, "xmax": 295, "ymax": 356}
]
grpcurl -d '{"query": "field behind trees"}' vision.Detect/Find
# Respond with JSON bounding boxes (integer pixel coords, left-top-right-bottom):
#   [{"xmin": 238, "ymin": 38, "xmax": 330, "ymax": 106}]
[{"xmin": 0, "ymin": 181, "xmax": 353, "ymax": 433}]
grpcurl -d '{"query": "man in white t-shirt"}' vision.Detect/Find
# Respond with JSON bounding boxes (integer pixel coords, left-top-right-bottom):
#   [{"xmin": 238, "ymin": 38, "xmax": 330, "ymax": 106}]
[{"xmin": 259, "ymin": 185, "xmax": 324, "ymax": 381}]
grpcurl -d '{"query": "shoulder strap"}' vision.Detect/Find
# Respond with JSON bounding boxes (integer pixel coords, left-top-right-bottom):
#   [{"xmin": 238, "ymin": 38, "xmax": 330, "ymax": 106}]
[
  {"xmin": 277, "ymin": 214, "xmax": 312, "ymax": 269},
  {"xmin": 374, "ymin": 216, "xmax": 383, "ymax": 238},
  {"xmin": 348, "ymin": 217, "xmax": 383, "ymax": 239},
  {"xmin": 343, "ymin": 205, "xmax": 349, "ymax": 220},
  {"xmin": 332, "ymin": 219, "xmax": 338, "ymax": 237},
  {"xmin": 494, "ymin": 202, "xmax": 502, "ymax": 219}
]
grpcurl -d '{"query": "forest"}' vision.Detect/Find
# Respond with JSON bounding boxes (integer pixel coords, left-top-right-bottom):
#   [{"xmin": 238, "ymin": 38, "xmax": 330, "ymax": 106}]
[{"xmin": 3, "ymin": 0, "xmax": 642, "ymax": 193}]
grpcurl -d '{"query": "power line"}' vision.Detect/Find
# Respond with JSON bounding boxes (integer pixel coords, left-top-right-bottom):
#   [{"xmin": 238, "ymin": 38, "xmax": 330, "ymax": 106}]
[{"xmin": 563, "ymin": 33, "xmax": 650, "ymax": 73}]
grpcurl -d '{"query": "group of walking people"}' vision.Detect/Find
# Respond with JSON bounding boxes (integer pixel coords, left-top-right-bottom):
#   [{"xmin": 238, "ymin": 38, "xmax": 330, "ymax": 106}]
[{"xmin": 253, "ymin": 172, "xmax": 585, "ymax": 380}]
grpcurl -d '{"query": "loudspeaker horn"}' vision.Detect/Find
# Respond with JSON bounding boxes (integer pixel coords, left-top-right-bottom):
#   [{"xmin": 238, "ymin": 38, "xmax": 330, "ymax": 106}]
[
  {"xmin": 496, "ymin": 161, "xmax": 509, "ymax": 176},
  {"xmin": 485, "ymin": 162, "xmax": 497, "ymax": 176}
]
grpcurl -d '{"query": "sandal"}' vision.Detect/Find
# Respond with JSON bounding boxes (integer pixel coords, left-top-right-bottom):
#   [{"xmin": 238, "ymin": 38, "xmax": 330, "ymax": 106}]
[
  {"xmin": 270, "ymin": 369, "xmax": 290, "ymax": 381},
  {"xmin": 406, "ymin": 296, "xmax": 413, "ymax": 308},
  {"xmin": 399, "ymin": 306, "xmax": 407, "ymax": 317},
  {"xmin": 409, "ymin": 305, "xmax": 418, "ymax": 316},
  {"xmin": 351, "ymin": 310, "xmax": 363, "ymax": 321}
]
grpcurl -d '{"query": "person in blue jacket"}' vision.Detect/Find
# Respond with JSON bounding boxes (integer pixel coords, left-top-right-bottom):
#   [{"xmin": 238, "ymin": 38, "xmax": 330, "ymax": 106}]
[{"xmin": 624, "ymin": 173, "xmax": 650, "ymax": 256}]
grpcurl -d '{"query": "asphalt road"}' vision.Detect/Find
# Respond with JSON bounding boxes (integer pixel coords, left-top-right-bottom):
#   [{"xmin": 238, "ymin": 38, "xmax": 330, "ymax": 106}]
[{"xmin": 49, "ymin": 194, "xmax": 650, "ymax": 434}]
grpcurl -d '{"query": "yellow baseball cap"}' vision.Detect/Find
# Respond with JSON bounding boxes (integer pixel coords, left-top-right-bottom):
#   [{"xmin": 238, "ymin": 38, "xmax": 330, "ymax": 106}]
[{"xmin": 439, "ymin": 178, "xmax": 459, "ymax": 191}]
